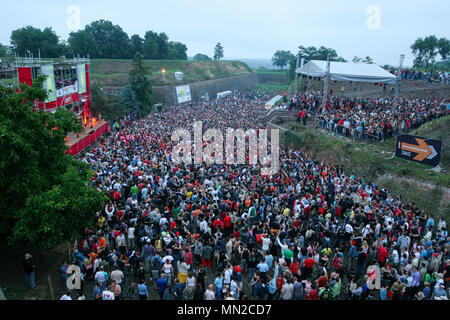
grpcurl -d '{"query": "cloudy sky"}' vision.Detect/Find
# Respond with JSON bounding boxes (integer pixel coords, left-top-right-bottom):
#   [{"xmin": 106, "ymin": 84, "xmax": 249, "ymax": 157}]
[{"xmin": 1, "ymin": 0, "xmax": 449, "ymax": 66}]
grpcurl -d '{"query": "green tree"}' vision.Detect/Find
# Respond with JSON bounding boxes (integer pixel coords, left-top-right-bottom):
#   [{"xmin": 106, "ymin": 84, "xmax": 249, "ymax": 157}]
[
  {"xmin": 10, "ymin": 162, "xmax": 107, "ymax": 249},
  {"xmin": 129, "ymin": 34, "xmax": 144, "ymax": 58},
  {"xmin": 193, "ymin": 53, "xmax": 212, "ymax": 61},
  {"xmin": 129, "ymin": 52, "xmax": 153, "ymax": 116},
  {"xmin": 68, "ymin": 30, "xmax": 99, "ymax": 57},
  {"xmin": 272, "ymin": 50, "xmax": 295, "ymax": 70},
  {"xmin": 168, "ymin": 41, "xmax": 188, "ymax": 60},
  {"xmin": 213, "ymin": 42, "xmax": 224, "ymax": 60},
  {"xmin": 411, "ymin": 35, "xmax": 439, "ymax": 67},
  {"xmin": 10, "ymin": 26, "xmax": 64, "ymax": 58},
  {"xmin": 84, "ymin": 20, "xmax": 131, "ymax": 59},
  {"xmin": 0, "ymin": 77, "xmax": 106, "ymax": 248},
  {"xmin": 437, "ymin": 37, "xmax": 450, "ymax": 60},
  {"xmin": 297, "ymin": 45, "xmax": 338, "ymax": 63},
  {"xmin": 143, "ymin": 31, "xmax": 160, "ymax": 59},
  {"xmin": 362, "ymin": 56, "xmax": 374, "ymax": 64},
  {"xmin": 120, "ymin": 84, "xmax": 138, "ymax": 112},
  {"xmin": 157, "ymin": 32, "xmax": 170, "ymax": 59},
  {"xmin": 90, "ymin": 84, "xmax": 124, "ymax": 120},
  {"xmin": 0, "ymin": 43, "xmax": 8, "ymax": 56}
]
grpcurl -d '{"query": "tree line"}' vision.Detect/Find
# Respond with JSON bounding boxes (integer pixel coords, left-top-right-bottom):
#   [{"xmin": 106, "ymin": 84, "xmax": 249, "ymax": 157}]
[
  {"xmin": 2, "ymin": 20, "xmax": 188, "ymax": 60},
  {"xmin": 272, "ymin": 35, "xmax": 450, "ymax": 77}
]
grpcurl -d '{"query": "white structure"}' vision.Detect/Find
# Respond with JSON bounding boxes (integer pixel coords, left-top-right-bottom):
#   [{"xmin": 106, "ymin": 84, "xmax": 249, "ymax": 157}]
[
  {"xmin": 265, "ymin": 95, "xmax": 283, "ymax": 109},
  {"xmin": 174, "ymin": 71, "xmax": 184, "ymax": 81},
  {"xmin": 217, "ymin": 90, "xmax": 232, "ymax": 99},
  {"xmin": 296, "ymin": 60, "xmax": 397, "ymax": 84}
]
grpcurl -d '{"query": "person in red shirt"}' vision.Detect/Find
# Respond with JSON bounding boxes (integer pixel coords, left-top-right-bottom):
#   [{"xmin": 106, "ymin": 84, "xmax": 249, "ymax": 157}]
[
  {"xmin": 378, "ymin": 245, "xmax": 388, "ymax": 267},
  {"xmin": 213, "ymin": 218, "xmax": 223, "ymax": 230},
  {"xmin": 304, "ymin": 254, "xmax": 315, "ymax": 279},
  {"xmin": 223, "ymin": 214, "xmax": 232, "ymax": 236}
]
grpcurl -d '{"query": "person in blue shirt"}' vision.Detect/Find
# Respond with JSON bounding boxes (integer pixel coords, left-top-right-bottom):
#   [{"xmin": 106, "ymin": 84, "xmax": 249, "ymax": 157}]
[
  {"xmin": 93, "ymin": 282, "xmax": 102, "ymax": 300},
  {"xmin": 257, "ymin": 259, "xmax": 269, "ymax": 283},
  {"xmin": 137, "ymin": 279, "xmax": 148, "ymax": 300},
  {"xmin": 173, "ymin": 279, "xmax": 186, "ymax": 300},
  {"xmin": 380, "ymin": 285, "xmax": 388, "ymax": 300},
  {"xmin": 156, "ymin": 273, "xmax": 168, "ymax": 300},
  {"xmin": 214, "ymin": 272, "xmax": 224, "ymax": 300}
]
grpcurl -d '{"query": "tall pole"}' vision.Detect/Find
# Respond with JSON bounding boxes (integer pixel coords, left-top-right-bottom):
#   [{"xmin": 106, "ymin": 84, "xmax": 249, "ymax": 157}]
[
  {"xmin": 321, "ymin": 53, "xmax": 331, "ymax": 114},
  {"xmin": 395, "ymin": 54, "xmax": 405, "ymax": 101},
  {"xmin": 294, "ymin": 53, "xmax": 300, "ymax": 95}
]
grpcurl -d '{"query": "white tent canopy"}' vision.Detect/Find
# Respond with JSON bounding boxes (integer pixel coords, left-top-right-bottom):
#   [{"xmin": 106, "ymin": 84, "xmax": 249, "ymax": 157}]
[{"xmin": 296, "ymin": 60, "xmax": 397, "ymax": 84}]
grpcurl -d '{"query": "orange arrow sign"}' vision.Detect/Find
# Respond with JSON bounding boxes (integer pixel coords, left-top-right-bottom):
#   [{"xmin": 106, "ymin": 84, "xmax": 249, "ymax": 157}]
[{"xmin": 400, "ymin": 138, "xmax": 432, "ymax": 161}]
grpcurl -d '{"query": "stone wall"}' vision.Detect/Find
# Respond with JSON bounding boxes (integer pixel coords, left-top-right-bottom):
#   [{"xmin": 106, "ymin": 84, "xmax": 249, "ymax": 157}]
[
  {"xmin": 256, "ymin": 73, "xmax": 289, "ymax": 84},
  {"xmin": 153, "ymin": 73, "xmax": 258, "ymax": 104}
]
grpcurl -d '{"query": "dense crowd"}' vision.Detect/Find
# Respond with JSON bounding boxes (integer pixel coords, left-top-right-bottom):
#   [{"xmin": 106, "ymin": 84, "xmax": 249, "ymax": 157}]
[
  {"xmin": 288, "ymin": 92, "xmax": 448, "ymax": 142},
  {"xmin": 55, "ymin": 90, "xmax": 448, "ymax": 301}
]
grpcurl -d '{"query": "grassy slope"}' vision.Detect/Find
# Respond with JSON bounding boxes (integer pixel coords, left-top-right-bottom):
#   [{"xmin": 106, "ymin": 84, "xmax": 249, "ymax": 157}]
[
  {"xmin": 281, "ymin": 115, "xmax": 450, "ymax": 222},
  {"xmin": 89, "ymin": 59, "xmax": 254, "ymax": 87}
]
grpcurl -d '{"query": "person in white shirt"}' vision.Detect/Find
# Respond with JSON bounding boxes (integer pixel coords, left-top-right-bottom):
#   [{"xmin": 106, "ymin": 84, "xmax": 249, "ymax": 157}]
[
  {"xmin": 261, "ymin": 235, "xmax": 271, "ymax": 252},
  {"xmin": 127, "ymin": 225, "xmax": 135, "ymax": 249},
  {"xmin": 204, "ymin": 284, "xmax": 215, "ymax": 300},
  {"xmin": 110, "ymin": 266, "xmax": 124, "ymax": 286},
  {"xmin": 102, "ymin": 288, "xmax": 115, "ymax": 300}
]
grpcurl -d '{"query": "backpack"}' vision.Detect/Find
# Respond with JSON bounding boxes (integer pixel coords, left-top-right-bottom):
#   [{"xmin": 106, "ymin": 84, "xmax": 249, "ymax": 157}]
[{"xmin": 319, "ymin": 288, "xmax": 331, "ymax": 300}]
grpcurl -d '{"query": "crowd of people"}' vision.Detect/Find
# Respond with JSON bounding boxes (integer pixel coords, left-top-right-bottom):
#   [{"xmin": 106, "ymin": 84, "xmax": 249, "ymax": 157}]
[
  {"xmin": 57, "ymin": 90, "xmax": 449, "ymax": 301},
  {"xmin": 288, "ymin": 92, "xmax": 448, "ymax": 142},
  {"xmin": 401, "ymin": 69, "xmax": 449, "ymax": 85}
]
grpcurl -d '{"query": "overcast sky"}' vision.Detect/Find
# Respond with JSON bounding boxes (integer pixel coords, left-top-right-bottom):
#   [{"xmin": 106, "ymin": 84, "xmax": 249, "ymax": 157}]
[{"xmin": 1, "ymin": 0, "xmax": 449, "ymax": 67}]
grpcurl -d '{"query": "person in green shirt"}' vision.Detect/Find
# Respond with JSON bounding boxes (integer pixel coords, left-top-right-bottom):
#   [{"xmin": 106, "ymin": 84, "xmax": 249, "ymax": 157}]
[
  {"xmin": 284, "ymin": 246, "xmax": 294, "ymax": 262},
  {"xmin": 332, "ymin": 274, "xmax": 342, "ymax": 300},
  {"xmin": 131, "ymin": 185, "xmax": 139, "ymax": 200}
]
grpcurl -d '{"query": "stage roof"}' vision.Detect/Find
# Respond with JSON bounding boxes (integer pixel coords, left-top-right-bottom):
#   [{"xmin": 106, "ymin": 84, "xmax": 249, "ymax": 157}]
[{"xmin": 296, "ymin": 60, "xmax": 397, "ymax": 84}]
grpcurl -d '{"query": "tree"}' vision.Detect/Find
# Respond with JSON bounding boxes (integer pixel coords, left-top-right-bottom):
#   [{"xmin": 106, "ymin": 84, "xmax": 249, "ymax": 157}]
[
  {"xmin": 362, "ymin": 56, "xmax": 374, "ymax": 64},
  {"xmin": 143, "ymin": 31, "xmax": 160, "ymax": 60},
  {"xmin": 0, "ymin": 43, "xmax": 8, "ymax": 56},
  {"xmin": 437, "ymin": 37, "xmax": 450, "ymax": 60},
  {"xmin": 411, "ymin": 35, "xmax": 439, "ymax": 67},
  {"xmin": 129, "ymin": 52, "xmax": 153, "ymax": 116},
  {"xmin": 10, "ymin": 162, "xmax": 108, "ymax": 249},
  {"xmin": 120, "ymin": 84, "xmax": 138, "ymax": 112},
  {"xmin": 297, "ymin": 45, "xmax": 338, "ymax": 63},
  {"xmin": 90, "ymin": 84, "xmax": 124, "ymax": 120},
  {"xmin": 68, "ymin": 30, "xmax": 99, "ymax": 58},
  {"xmin": 84, "ymin": 20, "xmax": 131, "ymax": 59},
  {"xmin": 352, "ymin": 56, "xmax": 362, "ymax": 63},
  {"xmin": 334, "ymin": 57, "xmax": 348, "ymax": 62},
  {"xmin": 193, "ymin": 53, "xmax": 212, "ymax": 61},
  {"xmin": 129, "ymin": 34, "xmax": 144, "ymax": 58},
  {"xmin": 168, "ymin": 41, "xmax": 188, "ymax": 60},
  {"xmin": 0, "ymin": 77, "xmax": 107, "ymax": 248},
  {"xmin": 157, "ymin": 32, "xmax": 170, "ymax": 59},
  {"xmin": 10, "ymin": 26, "xmax": 64, "ymax": 58},
  {"xmin": 213, "ymin": 43, "xmax": 224, "ymax": 60},
  {"xmin": 272, "ymin": 50, "xmax": 295, "ymax": 70}
]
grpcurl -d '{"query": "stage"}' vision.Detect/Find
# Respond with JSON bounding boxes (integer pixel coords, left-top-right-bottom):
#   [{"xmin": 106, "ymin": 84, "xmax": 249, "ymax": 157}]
[{"xmin": 66, "ymin": 121, "xmax": 110, "ymax": 155}]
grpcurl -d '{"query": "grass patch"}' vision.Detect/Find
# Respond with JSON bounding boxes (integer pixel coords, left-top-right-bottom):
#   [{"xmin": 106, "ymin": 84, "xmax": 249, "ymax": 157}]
[{"xmin": 90, "ymin": 59, "xmax": 253, "ymax": 87}]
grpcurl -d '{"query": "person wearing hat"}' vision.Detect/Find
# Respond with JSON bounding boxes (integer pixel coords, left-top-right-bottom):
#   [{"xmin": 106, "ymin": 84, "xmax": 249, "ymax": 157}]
[
  {"xmin": 415, "ymin": 291, "xmax": 425, "ymax": 300},
  {"xmin": 22, "ymin": 253, "xmax": 35, "ymax": 288},
  {"xmin": 432, "ymin": 283, "xmax": 448, "ymax": 300}
]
